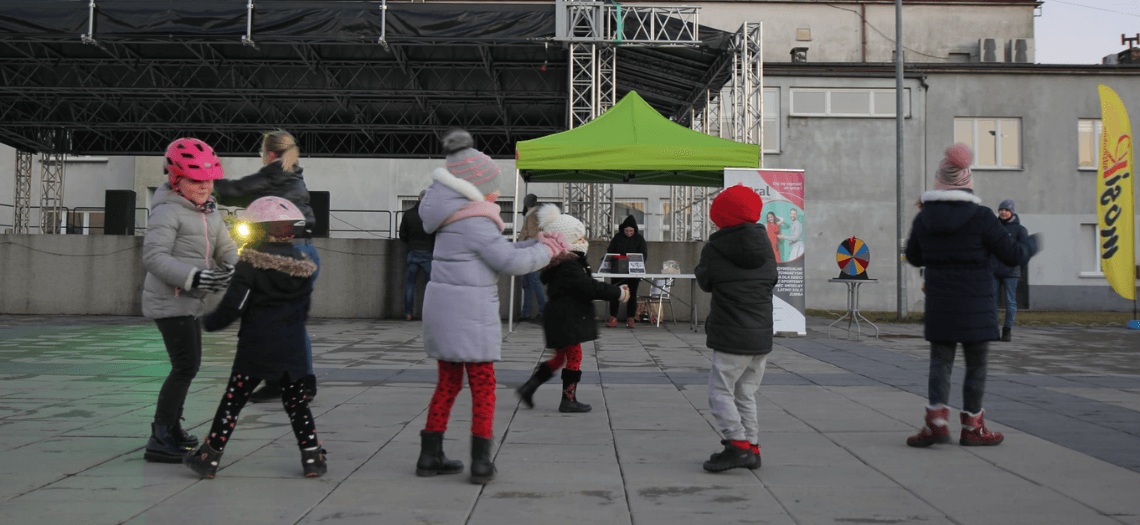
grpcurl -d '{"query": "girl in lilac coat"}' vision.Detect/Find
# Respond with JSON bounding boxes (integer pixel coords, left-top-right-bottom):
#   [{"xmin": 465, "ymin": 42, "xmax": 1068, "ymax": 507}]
[{"xmin": 413, "ymin": 129, "xmax": 568, "ymax": 484}]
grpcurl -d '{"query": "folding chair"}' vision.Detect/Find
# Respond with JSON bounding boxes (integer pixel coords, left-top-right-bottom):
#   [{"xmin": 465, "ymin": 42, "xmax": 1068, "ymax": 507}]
[{"xmin": 637, "ymin": 278, "xmax": 676, "ymax": 327}]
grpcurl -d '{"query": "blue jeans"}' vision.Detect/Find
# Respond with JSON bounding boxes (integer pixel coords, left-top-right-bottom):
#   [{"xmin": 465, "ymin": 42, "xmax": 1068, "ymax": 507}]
[
  {"xmin": 294, "ymin": 240, "xmax": 320, "ymax": 375},
  {"xmin": 405, "ymin": 250, "xmax": 433, "ymax": 317},
  {"xmin": 520, "ymin": 271, "xmax": 545, "ymax": 318},
  {"xmin": 928, "ymin": 341, "xmax": 988, "ymax": 414},
  {"xmin": 993, "ymin": 276, "xmax": 1018, "ymax": 329}
]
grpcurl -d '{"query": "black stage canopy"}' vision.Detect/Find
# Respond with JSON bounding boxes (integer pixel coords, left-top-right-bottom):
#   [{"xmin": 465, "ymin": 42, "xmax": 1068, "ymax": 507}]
[{"xmin": 0, "ymin": 1, "xmax": 734, "ymax": 158}]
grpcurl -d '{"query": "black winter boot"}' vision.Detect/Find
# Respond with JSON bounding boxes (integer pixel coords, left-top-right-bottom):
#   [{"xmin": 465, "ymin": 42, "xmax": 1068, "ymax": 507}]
[
  {"xmin": 1001, "ymin": 327, "xmax": 1012, "ymax": 342},
  {"xmin": 170, "ymin": 417, "xmax": 199, "ymax": 450},
  {"xmin": 144, "ymin": 423, "xmax": 192, "ymax": 463},
  {"xmin": 416, "ymin": 431, "xmax": 464, "ymax": 477},
  {"xmin": 558, "ymin": 369, "xmax": 591, "ymax": 413},
  {"xmin": 469, "ymin": 435, "xmax": 496, "ymax": 485},
  {"xmin": 301, "ymin": 446, "xmax": 328, "ymax": 478},
  {"xmin": 183, "ymin": 443, "xmax": 223, "ymax": 479},
  {"xmin": 516, "ymin": 363, "xmax": 554, "ymax": 409},
  {"xmin": 703, "ymin": 440, "xmax": 754, "ymax": 472},
  {"xmin": 248, "ymin": 380, "xmax": 282, "ymax": 404}
]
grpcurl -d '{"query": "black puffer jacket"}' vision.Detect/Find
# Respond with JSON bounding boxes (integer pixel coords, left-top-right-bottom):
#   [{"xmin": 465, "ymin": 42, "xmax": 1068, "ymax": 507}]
[
  {"xmin": 214, "ymin": 161, "xmax": 316, "ymax": 227},
  {"xmin": 606, "ymin": 215, "xmax": 648, "ymax": 261},
  {"xmin": 399, "ymin": 203, "xmax": 435, "ymax": 252},
  {"xmin": 541, "ymin": 252, "xmax": 623, "ymax": 349},
  {"xmin": 906, "ymin": 190, "xmax": 1036, "ymax": 343},
  {"xmin": 202, "ymin": 242, "xmax": 318, "ymax": 380},
  {"xmin": 695, "ymin": 222, "xmax": 778, "ymax": 355},
  {"xmin": 990, "ymin": 213, "xmax": 1029, "ymax": 278}
]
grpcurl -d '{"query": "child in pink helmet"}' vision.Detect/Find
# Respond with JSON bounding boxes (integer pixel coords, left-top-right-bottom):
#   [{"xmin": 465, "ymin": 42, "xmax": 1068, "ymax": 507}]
[
  {"xmin": 186, "ymin": 196, "xmax": 325, "ymax": 479},
  {"xmin": 141, "ymin": 137, "xmax": 238, "ymax": 463}
]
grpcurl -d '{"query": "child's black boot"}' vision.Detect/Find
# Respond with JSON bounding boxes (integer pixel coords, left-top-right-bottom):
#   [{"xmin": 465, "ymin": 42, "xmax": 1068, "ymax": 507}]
[
  {"xmin": 144, "ymin": 423, "xmax": 192, "ymax": 463},
  {"xmin": 416, "ymin": 431, "xmax": 463, "ymax": 476},
  {"xmin": 183, "ymin": 443, "xmax": 223, "ymax": 479},
  {"xmin": 469, "ymin": 435, "xmax": 496, "ymax": 484},
  {"xmin": 301, "ymin": 445, "xmax": 328, "ymax": 478},
  {"xmin": 702, "ymin": 440, "xmax": 754, "ymax": 472},
  {"xmin": 558, "ymin": 369, "xmax": 591, "ymax": 413},
  {"xmin": 516, "ymin": 364, "xmax": 554, "ymax": 409}
]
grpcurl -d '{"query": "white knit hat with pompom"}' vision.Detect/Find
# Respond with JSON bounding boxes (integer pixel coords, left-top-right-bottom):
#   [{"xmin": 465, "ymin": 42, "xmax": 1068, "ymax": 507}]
[{"xmin": 536, "ymin": 204, "xmax": 588, "ymax": 253}]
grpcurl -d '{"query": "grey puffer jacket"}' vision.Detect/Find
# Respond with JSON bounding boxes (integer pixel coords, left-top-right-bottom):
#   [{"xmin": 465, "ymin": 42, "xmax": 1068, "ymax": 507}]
[
  {"xmin": 419, "ymin": 168, "xmax": 552, "ymax": 362},
  {"xmin": 142, "ymin": 184, "xmax": 239, "ymax": 319}
]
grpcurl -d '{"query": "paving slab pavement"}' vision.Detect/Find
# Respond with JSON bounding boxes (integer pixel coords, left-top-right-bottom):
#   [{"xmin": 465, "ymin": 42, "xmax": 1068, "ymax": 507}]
[{"xmin": 0, "ymin": 313, "xmax": 1137, "ymax": 524}]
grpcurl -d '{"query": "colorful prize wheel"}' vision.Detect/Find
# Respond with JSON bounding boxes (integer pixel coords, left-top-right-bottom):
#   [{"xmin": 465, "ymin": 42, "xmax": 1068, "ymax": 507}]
[{"xmin": 835, "ymin": 237, "xmax": 870, "ymax": 280}]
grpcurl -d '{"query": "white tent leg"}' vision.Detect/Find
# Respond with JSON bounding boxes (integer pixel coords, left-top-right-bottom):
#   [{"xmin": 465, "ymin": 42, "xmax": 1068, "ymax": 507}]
[{"xmin": 508, "ymin": 169, "xmax": 521, "ymax": 333}]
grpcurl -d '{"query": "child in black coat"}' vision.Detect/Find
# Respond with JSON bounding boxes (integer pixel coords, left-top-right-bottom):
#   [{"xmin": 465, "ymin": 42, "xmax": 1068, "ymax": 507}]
[
  {"xmin": 516, "ymin": 205, "xmax": 630, "ymax": 412},
  {"xmin": 184, "ymin": 196, "xmax": 326, "ymax": 479}
]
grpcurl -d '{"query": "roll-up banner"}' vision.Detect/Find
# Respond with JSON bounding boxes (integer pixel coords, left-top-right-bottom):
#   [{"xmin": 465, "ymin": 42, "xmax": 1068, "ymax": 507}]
[
  {"xmin": 724, "ymin": 168, "xmax": 807, "ymax": 336},
  {"xmin": 1096, "ymin": 85, "xmax": 1136, "ymax": 301}
]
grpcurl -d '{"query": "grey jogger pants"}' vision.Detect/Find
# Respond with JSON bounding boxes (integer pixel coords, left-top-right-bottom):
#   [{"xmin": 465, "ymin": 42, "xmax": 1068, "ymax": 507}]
[{"xmin": 708, "ymin": 351, "xmax": 769, "ymax": 443}]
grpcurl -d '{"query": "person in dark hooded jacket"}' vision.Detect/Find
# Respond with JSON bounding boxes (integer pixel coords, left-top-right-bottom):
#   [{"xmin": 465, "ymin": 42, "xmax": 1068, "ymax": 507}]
[
  {"xmin": 213, "ymin": 130, "xmax": 320, "ymax": 403},
  {"xmin": 187, "ymin": 197, "xmax": 325, "ymax": 480},
  {"xmin": 990, "ymin": 199, "xmax": 1029, "ymax": 342},
  {"xmin": 515, "ymin": 205, "xmax": 630, "ymax": 413},
  {"xmin": 905, "ymin": 144, "xmax": 1036, "ymax": 450},
  {"xmin": 605, "ymin": 215, "xmax": 648, "ymax": 328},
  {"xmin": 696, "ymin": 185, "xmax": 778, "ymax": 473}
]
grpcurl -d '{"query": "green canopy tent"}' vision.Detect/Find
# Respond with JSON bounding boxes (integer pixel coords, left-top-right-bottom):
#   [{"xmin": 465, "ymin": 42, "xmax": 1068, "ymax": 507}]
[
  {"xmin": 507, "ymin": 91, "xmax": 759, "ymax": 330},
  {"xmin": 515, "ymin": 91, "xmax": 759, "ymax": 187}
]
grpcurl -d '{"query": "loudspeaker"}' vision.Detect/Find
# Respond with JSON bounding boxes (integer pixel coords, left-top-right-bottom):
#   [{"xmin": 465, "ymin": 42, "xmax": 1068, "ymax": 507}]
[
  {"xmin": 104, "ymin": 189, "xmax": 136, "ymax": 235},
  {"xmin": 309, "ymin": 190, "xmax": 329, "ymax": 238}
]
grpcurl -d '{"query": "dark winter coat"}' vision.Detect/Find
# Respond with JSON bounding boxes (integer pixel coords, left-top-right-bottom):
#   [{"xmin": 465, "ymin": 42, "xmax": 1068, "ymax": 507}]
[
  {"xmin": 202, "ymin": 242, "xmax": 319, "ymax": 380},
  {"xmin": 399, "ymin": 202, "xmax": 436, "ymax": 253},
  {"xmin": 990, "ymin": 213, "xmax": 1029, "ymax": 279},
  {"xmin": 695, "ymin": 222, "xmax": 779, "ymax": 355},
  {"xmin": 906, "ymin": 190, "xmax": 1036, "ymax": 343},
  {"xmin": 540, "ymin": 252, "xmax": 624, "ymax": 349},
  {"xmin": 214, "ymin": 162, "xmax": 316, "ymax": 227},
  {"xmin": 606, "ymin": 215, "xmax": 648, "ymax": 262}
]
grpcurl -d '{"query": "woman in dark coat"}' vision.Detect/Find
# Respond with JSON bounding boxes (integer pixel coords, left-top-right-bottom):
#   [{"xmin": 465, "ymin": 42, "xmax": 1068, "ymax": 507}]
[
  {"xmin": 605, "ymin": 215, "xmax": 648, "ymax": 328},
  {"xmin": 905, "ymin": 144, "xmax": 1036, "ymax": 449},
  {"xmin": 516, "ymin": 205, "xmax": 629, "ymax": 413}
]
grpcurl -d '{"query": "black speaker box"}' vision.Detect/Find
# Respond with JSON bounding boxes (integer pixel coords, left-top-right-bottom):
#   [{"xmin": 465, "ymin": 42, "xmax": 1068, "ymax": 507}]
[
  {"xmin": 309, "ymin": 190, "xmax": 329, "ymax": 238},
  {"xmin": 104, "ymin": 189, "xmax": 136, "ymax": 235}
]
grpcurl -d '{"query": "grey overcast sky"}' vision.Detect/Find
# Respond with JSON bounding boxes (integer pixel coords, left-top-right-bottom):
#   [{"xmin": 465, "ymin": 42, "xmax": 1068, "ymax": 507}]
[{"xmin": 1035, "ymin": 0, "xmax": 1140, "ymax": 64}]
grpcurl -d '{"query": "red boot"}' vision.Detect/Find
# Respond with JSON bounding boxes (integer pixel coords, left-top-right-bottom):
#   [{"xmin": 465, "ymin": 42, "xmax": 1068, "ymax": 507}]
[
  {"xmin": 959, "ymin": 410, "xmax": 1004, "ymax": 446},
  {"xmin": 906, "ymin": 405, "xmax": 950, "ymax": 447}
]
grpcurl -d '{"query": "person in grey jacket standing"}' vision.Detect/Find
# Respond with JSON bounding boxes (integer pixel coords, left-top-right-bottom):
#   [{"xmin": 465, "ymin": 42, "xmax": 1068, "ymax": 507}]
[
  {"xmin": 141, "ymin": 138, "xmax": 238, "ymax": 463},
  {"xmin": 992, "ymin": 199, "xmax": 1028, "ymax": 342},
  {"xmin": 695, "ymin": 185, "xmax": 778, "ymax": 473},
  {"xmin": 413, "ymin": 129, "xmax": 567, "ymax": 485}
]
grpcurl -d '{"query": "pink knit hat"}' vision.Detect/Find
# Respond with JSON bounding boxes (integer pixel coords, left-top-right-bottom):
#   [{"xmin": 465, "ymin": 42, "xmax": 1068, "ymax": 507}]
[{"xmin": 934, "ymin": 143, "xmax": 973, "ymax": 191}]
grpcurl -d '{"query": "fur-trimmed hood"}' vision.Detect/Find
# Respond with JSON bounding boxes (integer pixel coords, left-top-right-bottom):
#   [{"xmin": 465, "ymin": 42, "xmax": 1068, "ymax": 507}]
[
  {"xmin": 917, "ymin": 189, "xmax": 985, "ymax": 234},
  {"xmin": 419, "ymin": 167, "xmax": 505, "ymax": 233},
  {"xmin": 240, "ymin": 243, "xmax": 318, "ymax": 278}
]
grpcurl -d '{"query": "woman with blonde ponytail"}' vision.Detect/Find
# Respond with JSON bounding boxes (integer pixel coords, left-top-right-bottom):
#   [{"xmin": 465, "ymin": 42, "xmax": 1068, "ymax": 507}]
[{"xmin": 214, "ymin": 130, "xmax": 320, "ymax": 403}]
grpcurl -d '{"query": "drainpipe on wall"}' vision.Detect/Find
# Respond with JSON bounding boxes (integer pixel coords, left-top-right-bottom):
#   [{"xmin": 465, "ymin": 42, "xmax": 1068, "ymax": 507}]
[{"xmin": 861, "ymin": 3, "xmax": 867, "ymax": 62}]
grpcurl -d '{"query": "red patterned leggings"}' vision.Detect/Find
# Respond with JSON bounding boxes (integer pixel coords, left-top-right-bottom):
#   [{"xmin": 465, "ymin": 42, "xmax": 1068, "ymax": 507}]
[
  {"xmin": 424, "ymin": 361, "xmax": 496, "ymax": 439},
  {"xmin": 544, "ymin": 343, "xmax": 582, "ymax": 372}
]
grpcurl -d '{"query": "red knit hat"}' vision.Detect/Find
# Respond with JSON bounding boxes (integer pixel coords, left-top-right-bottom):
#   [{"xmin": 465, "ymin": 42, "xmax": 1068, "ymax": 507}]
[{"xmin": 710, "ymin": 184, "xmax": 762, "ymax": 229}]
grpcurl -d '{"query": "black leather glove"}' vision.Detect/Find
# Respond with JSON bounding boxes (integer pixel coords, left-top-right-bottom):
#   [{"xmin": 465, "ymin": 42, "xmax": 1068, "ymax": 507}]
[{"xmin": 192, "ymin": 263, "xmax": 235, "ymax": 293}]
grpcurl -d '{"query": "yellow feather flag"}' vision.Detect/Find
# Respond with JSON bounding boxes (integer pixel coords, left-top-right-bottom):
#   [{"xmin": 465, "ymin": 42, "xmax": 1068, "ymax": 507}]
[{"xmin": 1096, "ymin": 85, "xmax": 1136, "ymax": 301}]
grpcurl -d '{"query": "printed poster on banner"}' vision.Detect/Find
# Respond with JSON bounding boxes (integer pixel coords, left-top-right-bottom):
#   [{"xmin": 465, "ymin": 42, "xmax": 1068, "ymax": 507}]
[{"xmin": 724, "ymin": 168, "xmax": 807, "ymax": 336}]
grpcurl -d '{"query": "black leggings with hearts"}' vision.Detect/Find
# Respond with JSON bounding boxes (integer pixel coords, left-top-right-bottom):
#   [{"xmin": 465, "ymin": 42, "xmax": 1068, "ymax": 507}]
[{"xmin": 205, "ymin": 372, "xmax": 319, "ymax": 452}]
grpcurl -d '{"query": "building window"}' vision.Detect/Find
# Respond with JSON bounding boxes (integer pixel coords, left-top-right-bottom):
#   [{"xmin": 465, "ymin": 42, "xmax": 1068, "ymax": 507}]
[
  {"xmin": 614, "ymin": 199, "xmax": 646, "ymax": 236},
  {"xmin": 954, "ymin": 118, "xmax": 1021, "ymax": 169},
  {"xmin": 65, "ymin": 209, "xmax": 105, "ymax": 235},
  {"xmin": 1079, "ymin": 222, "xmax": 1103, "ymax": 276},
  {"xmin": 763, "ymin": 87, "xmax": 779, "ymax": 153},
  {"xmin": 1078, "ymin": 119, "xmax": 1102, "ymax": 171},
  {"xmin": 789, "ymin": 88, "xmax": 910, "ymax": 118}
]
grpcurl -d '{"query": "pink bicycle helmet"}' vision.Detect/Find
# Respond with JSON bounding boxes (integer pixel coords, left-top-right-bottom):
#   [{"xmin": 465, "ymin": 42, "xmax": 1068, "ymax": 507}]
[
  {"xmin": 240, "ymin": 196, "xmax": 305, "ymax": 224},
  {"xmin": 164, "ymin": 138, "xmax": 224, "ymax": 184}
]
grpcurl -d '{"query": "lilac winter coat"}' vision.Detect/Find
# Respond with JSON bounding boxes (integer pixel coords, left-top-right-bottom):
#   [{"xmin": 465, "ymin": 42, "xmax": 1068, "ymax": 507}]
[{"xmin": 418, "ymin": 168, "xmax": 552, "ymax": 362}]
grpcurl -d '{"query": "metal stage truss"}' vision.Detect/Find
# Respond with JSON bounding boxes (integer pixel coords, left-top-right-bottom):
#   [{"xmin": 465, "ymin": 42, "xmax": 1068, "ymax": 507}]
[{"xmin": 0, "ymin": 1, "xmax": 759, "ymax": 239}]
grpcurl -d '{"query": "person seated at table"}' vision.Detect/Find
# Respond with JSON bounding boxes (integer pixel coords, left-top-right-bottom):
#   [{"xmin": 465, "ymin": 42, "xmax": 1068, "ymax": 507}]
[{"xmin": 605, "ymin": 215, "xmax": 647, "ymax": 328}]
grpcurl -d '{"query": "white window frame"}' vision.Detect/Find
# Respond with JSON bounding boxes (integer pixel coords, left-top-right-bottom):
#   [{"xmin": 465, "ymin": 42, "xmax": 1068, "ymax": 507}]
[
  {"xmin": 789, "ymin": 88, "xmax": 911, "ymax": 118},
  {"xmin": 763, "ymin": 87, "xmax": 780, "ymax": 153},
  {"xmin": 1078, "ymin": 222, "xmax": 1103, "ymax": 277},
  {"xmin": 613, "ymin": 198, "xmax": 648, "ymax": 236},
  {"xmin": 954, "ymin": 117, "xmax": 1022, "ymax": 170},
  {"xmin": 1077, "ymin": 119, "xmax": 1102, "ymax": 171},
  {"xmin": 62, "ymin": 155, "xmax": 109, "ymax": 163}
]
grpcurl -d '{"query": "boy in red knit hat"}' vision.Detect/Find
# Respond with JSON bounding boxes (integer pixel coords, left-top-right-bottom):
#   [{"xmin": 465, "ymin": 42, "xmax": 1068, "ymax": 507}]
[{"xmin": 697, "ymin": 184, "xmax": 779, "ymax": 472}]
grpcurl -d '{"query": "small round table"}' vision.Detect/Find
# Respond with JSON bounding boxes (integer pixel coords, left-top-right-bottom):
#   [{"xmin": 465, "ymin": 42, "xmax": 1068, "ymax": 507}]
[{"xmin": 827, "ymin": 278, "xmax": 879, "ymax": 340}]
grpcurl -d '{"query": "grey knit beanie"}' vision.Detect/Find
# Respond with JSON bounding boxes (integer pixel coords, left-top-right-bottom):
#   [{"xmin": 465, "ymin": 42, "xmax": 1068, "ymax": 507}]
[{"xmin": 442, "ymin": 129, "xmax": 500, "ymax": 196}]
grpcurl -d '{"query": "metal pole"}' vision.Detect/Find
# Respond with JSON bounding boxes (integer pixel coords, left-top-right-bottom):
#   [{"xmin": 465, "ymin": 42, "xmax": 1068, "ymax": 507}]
[{"xmin": 895, "ymin": 0, "xmax": 908, "ymax": 319}]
